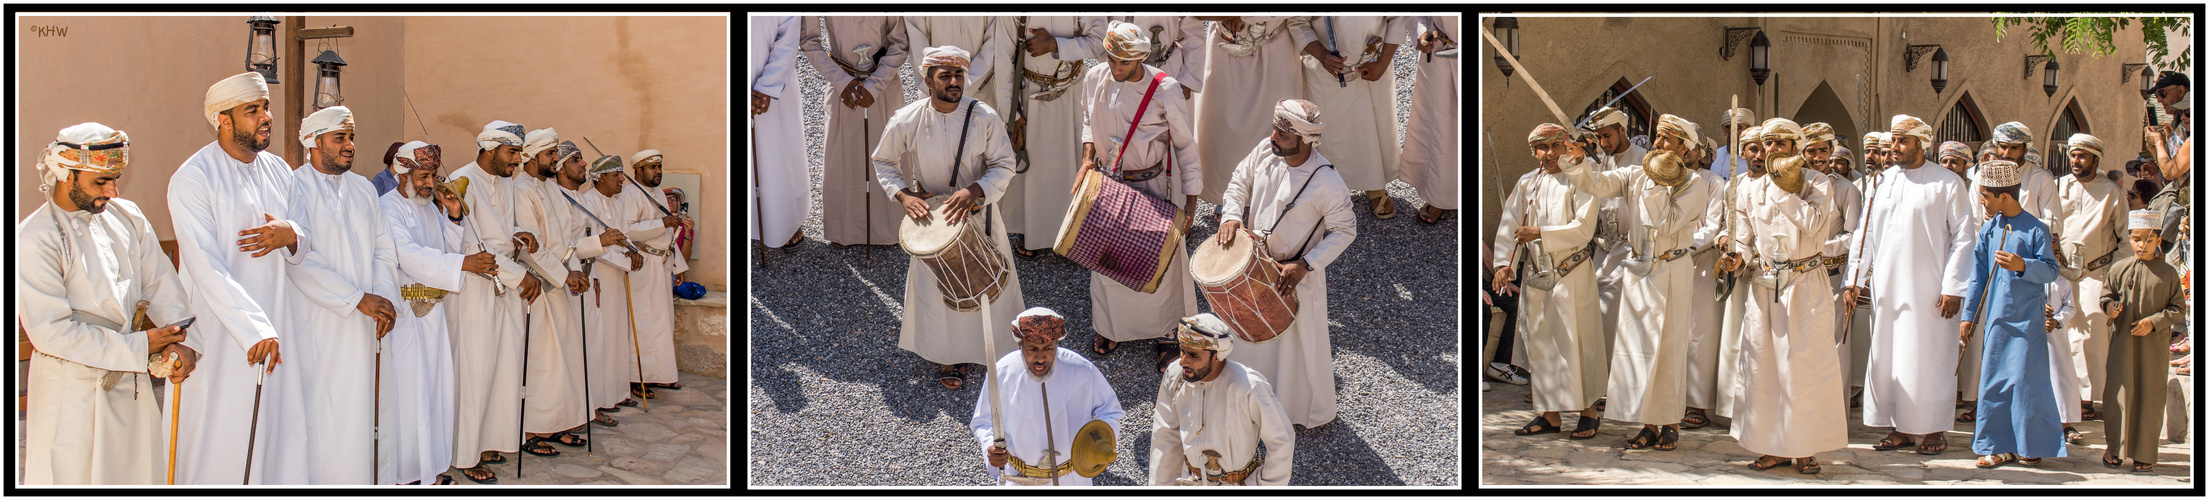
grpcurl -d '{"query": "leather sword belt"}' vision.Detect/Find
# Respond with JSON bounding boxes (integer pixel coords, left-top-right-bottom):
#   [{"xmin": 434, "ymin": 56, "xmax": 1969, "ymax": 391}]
[
  {"xmin": 1007, "ymin": 453, "xmax": 1075, "ymax": 481},
  {"xmin": 1107, "ymin": 159, "xmax": 1166, "ymax": 183},
  {"xmin": 1183, "ymin": 455, "xmax": 1263, "ymax": 485},
  {"xmin": 1022, "ymin": 60, "xmax": 1087, "ymax": 101},
  {"xmin": 636, "ymin": 243, "xmax": 670, "ymax": 257},
  {"xmin": 1556, "ymin": 241, "xmax": 1597, "ymax": 277},
  {"xmin": 2084, "ymin": 247, "xmax": 2119, "ymax": 272},
  {"xmin": 1823, "ymin": 253, "xmax": 1848, "ymax": 276},
  {"xmin": 1771, "ymin": 254, "xmax": 1826, "ymax": 273},
  {"xmin": 400, "ymin": 284, "xmax": 449, "ymax": 301}
]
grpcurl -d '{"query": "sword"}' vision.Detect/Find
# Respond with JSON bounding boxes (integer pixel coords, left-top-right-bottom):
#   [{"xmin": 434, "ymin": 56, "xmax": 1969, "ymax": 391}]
[
  {"xmin": 580, "ymin": 136, "xmax": 687, "ymax": 258},
  {"xmin": 1039, "ymin": 380, "xmax": 1060, "ymax": 486},
  {"xmin": 1322, "ymin": 16, "xmax": 1346, "ymax": 87},
  {"xmin": 983, "ymin": 294, "xmax": 1006, "ymax": 485},
  {"xmin": 1573, "ymin": 76, "xmax": 1653, "ymax": 165},
  {"xmin": 558, "ymin": 190, "xmax": 644, "ymax": 255}
]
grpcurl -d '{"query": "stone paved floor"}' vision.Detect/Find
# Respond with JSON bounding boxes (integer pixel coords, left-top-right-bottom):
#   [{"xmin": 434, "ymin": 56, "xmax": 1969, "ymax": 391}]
[
  {"xmin": 14, "ymin": 364, "xmax": 727, "ymax": 486},
  {"xmin": 1480, "ymin": 372, "xmax": 2194, "ymax": 486}
]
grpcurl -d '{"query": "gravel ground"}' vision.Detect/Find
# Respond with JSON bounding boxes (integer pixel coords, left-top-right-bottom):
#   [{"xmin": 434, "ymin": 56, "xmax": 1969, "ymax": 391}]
[{"xmin": 749, "ymin": 17, "xmax": 1459, "ymax": 487}]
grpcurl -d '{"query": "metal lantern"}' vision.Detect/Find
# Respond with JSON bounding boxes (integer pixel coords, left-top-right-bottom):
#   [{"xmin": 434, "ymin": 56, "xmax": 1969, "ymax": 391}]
[
  {"xmin": 1492, "ymin": 16, "xmax": 1519, "ymax": 78},
  {"xmin": 1749, "ymin": 30, "xmax": 1770, "ymax": 85},
  {"xmin": 246, "ymin": 16, "xmax": 281, "ymax": 84},
  {"xmin": 2140, "ymin": 64, "xmax": 2156, "ymax": 99},
  {"xmin": 1929, "ymin": 48, "xmax": 1949, "ymax": 94},
  {"xmin": 2043, "ymin": 58, "xmax": 2060, "ymax": 97},
  {"xmin": 311, "ymin": 49, "xmax": 347, "ymax": 109}
]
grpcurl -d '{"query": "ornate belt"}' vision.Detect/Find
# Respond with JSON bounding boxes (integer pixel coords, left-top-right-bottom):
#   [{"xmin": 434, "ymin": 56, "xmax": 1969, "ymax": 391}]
[
  {"xmin": 1657, "ymin": 247, "xmax": 1693, "ymax": 262},
  {"xmin": 1107, "ymin": 159, "xmax": 1167, "ymax": 183},
  {"xmin": 1007, "ymin": 453, "xmax": 1074, "ymax": 480},
  {"xmin": 2084, "ymin": 247, "xmax": 2119, "ymax": 272},
  {"xmin": 1823, "ymin": 254, "xmax": 1848, "ymax": 276},
  {"xmin": 400, "ymin": 283, "xmax": 449, "ymax": 301},
  {"xmin": 636, "ymin": 243, "xmax": 670, "ymax": 257},
  {"xmin": 830, "ymin": 54, "xmax": 880, "ymax": 80},
  {"xmin": 1022, "ymin": 60, "xmax": 1087, "ymax": 102},
  {"xmin": 1556, "ymin": 241, "xmax": 1597, "ymax": 277},
  {"xmin": 1770, "ymin": 254, "xmax": 1826, "ymax": 273},
  {"xmin": 1182, "ymin": 455, "xmax": 1262, "ymax": 485}
]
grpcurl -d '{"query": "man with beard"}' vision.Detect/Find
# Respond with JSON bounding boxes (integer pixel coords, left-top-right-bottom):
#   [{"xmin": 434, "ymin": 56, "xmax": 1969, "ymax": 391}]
[
  {"xmin": 1802, "ymin": 122, "xmax": 1861, "ymax": 412},
  {"xmin": 1573, "ymin": 107, "xmax": 1648, "ymax": 396},
  {"xmin": 170, "ymin": 72, "xmax": 313, "ymax": 484},
  {"xmin": 511, "ymin": 129, "xmax": 592, "ymax": 456},
  {"xmin": 1977, "ymin": 123, "xmax": 2061, "ymax": 220},
  {"xmin": 1216, "ymin": 99, "xmax": 1358, "ymax": 428},
  {"xmin": 1077, "ymin": 21, "xmax": 1202, "ymax": 372},
  {"xmin": 281, "ymin": 106, "xmax": 399, "ymax": 484},
  {"xmin": 550, "ymin": 146, "xmax": 636, "ymax": 427},
  {"xmin": 802, "ymin": 16, "xmax": 910, "ymax": 248},
  {"xmin": 374, "ymin": 140, "xmax": 483, "ymax": 485},
  {"xmin": 1703, "ymin": 125, "xmax": 1764, "ymax": 426},
  {"xmin": 2055, "ymin": 133, "xmax": 2129, "ymax": 435},
  {"xmin": 444, "ymin": 120, "xmax": 544, "ymax": 484},
  {"xmin": 1845, "ymin": 114, "xmax": 1979, "ymax": 456},
  {"xmin": 616, "ymin": 149, "xmax": 691, "ymax": 399},
  {"xmin": 1286, "ymin": 15, "xmax": 1404, "ymax": 219},
  {"xmin": 875, "ymin": 46, "xmax": 1026, "ymax": 390},
  {"xmin": 1148, "ymin": 313, "xmax": 1294, "ymax": 486},
  {"xmin": 972, "ymin": 308, "xmax": 1125, "ymax": 486},
  {"xmin": 998, "ymin": 16, "xmax": 1106, "ymax": 256},
  {"xmin": 1493, "ymin": 123, "xmax": 1604, "ymax": 439},
  {"xmin": 20, "ymin": 122, "xmax": 198, "ymax": 484}
]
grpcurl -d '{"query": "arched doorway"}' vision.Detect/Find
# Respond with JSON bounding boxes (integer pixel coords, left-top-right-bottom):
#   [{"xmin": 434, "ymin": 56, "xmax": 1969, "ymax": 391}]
[
  {"xmin": 1937, "ymin": 92, "xmax": 1989, "ymax": 148},
  {"xmin": 1580, "ymin": 77, "xmax": 1654, "ymax": 142},
  {"xmin": 2049, "ymin": 98, "xmax": 2090, "ymax": 177},
  {"xmin": 1793, "ymin": 80, "xmax": 1857, "ymax": 172}
]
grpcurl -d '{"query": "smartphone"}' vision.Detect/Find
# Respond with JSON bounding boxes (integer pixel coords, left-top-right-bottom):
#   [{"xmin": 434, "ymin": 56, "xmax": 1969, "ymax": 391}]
[{"xmin": 163, "ymin": 317, "xmax": 196, "ymax": 331}]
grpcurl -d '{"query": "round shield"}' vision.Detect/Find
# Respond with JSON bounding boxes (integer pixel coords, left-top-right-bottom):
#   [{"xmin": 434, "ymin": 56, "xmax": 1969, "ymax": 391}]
[{"xmin": 1070, "ymin": 419, "xmax": 1117, "ymax": 478}]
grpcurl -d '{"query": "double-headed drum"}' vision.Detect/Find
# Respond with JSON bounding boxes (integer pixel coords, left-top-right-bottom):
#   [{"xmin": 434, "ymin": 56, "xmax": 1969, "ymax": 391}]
[
  {"xmin": 899, "ymin": 203, "xmax": 1009, "ymax": 312},
  {"xmin": 1054, "ymin": 168, "xmax": 1187, "ymax": 293},
  {"xmin": 1189, "ymin": 228, "xmax": 1298, "ymax": 344}
]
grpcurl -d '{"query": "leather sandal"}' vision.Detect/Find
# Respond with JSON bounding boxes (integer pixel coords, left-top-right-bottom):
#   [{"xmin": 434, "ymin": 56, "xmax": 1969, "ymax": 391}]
[
  {"xmin": 2133, "ymin": 462, "xmax": 2155, "ymax": 472},
  {"xmin": 459, "ymin": 466, "xmax": 497, "ymax": 484},
  {"xmin": 1680, "ymin": 408, "xmax": 1710, "ymax": 429},
  {"xmin": 1653, "ymin": 425, "xmax": 1680, "ymax": 451},
  {"xmin": 1976, "ymin": 453, "xmax": 2016, "ymax": 469},
  {"xmin": 2065, "ymin": 427, "xmax": 2085, "ymax": 444},
  {"xmin": 1872, "ymin": 433, "xmax": 1917, "ymax": 451},
  {"xmin": 937, "ymin": 364, "xmax": 965, "ymax": 389},
  {"xmin": 1623, "ymin": 426, "xmax": 1658, "ymax": 450},
  {"xmin": 1956, "ymin": 408, "xmax": 1976, "ymax": 423},
  {"xmin": 1794, "ymin": 457, "xmax": 1821, "ymax": 474},
  {"xmin": 1748, "ymin": 455, "xmax": 1789, "ymax": 470},
  {"xmin": 1514, "ymin": 415, "xmax": 1562, "ymax": 436},
  {"xmin": 523, "ymin": 437, "xmax": 561, "ymax": 457},
  {"xmin": 479, "ymin": 451, "xmax": 507, "ymax": 464},
  {"xmin": 1568, "ymin": 415, "xmax": 1602, "ymax": 440},
  {"xmin": 2102, "ymin": 452, "xmax": 2124, "ymax": 468},
  {"xmin": 1917, "ymin": 432, "xmax": 1947, "ymax": 455}
]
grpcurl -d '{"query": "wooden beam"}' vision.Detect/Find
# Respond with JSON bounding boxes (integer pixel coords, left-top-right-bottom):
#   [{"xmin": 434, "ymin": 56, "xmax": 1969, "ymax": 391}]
[
  {"xmin": 297, "ymin": 26, "xmax": 353, "ymax": 39},
  {"xmin": 286, "ymin": 16, "xmax": 306, "ymax": 169}
]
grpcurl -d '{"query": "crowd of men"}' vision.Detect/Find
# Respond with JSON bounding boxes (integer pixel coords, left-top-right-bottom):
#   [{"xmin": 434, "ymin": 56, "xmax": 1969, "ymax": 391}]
[
  {"xmin": 1486, "ymin": 71, "xmax": 2193, "ymax": 475},
  {"xmin": 20, "ymin": 71, "xmax": 697, "ymax": 485},
  {"xmin": 750, "ymin": 15, "xmax": 1460, "ymax": 486}
]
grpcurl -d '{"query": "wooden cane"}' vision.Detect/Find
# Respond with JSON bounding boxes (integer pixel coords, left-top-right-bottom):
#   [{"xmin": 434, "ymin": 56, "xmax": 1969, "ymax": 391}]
[
  {"xmin": 374, "ymin": 338, "xmax": 381, "ymax": 484},
  {"xmin": 622, "ymin": 270, "xmax": 649, "ymax": 412},
  {"xmin": 168, "ymin": 377, "xmax": 180, "ymax": 485},
  {"xmin": 753, "ymin": 121, "xmax": 768, "ymax": 266},
  {"xmin": 581, "ymin": 284, "xmax": 594, "ymax": 455},
  {"xmin": 1961, "ymin": 224, "xmax": 2014, "ymax": 369},
  {"xmin": 243, "ymin": 361, "xmax": 265, "ymax": 485},
  {"xmin": 519, "ymin": 310, "xmax": 531, "ymax": 478}
]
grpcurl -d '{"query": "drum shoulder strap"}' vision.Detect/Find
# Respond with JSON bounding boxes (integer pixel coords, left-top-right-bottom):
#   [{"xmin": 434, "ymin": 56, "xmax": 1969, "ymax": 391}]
[
  {"xmin": 1111, "ymin": 72, "xmax": 1168, "ymax": 174},
  {"xmin": 949, "ymin": 99, "xmax": 979, "ymax": 189},
  {"xmin": 1269, "ymin": 164, "xmax": 1334, "ymax": 262}
]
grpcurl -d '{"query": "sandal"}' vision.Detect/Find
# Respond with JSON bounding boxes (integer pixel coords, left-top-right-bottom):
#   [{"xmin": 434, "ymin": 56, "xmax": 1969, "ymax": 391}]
[
  {"xmin": 1794, "ymin": 457, "xmax": 1821, "ymax": 474},
  {"xmin": 459, "ymin": 466, "xmax": 497, "ymax": 484},
  {"xmin": 593, "ymin": 412, "xmax": 620, "ymax": 427},
  {"xmin": 617, "ymin": 398, "xmax": 639, "ymax": 408},
  {"xmin": 1593, "ymin": 397, "xmax": 1607, "ymax": 412},
  {"xmin": 632, "ymin": 384, "xmax": 659, "ymax": 399},
  {"xmin": 1873, "ymin": 433, "xmax": 1917, "ymax": 451},
  {"xmin": 1623, "ymin": 426, "xmax": 1658, "ymax": 450},
  {"xmin": 1748, "ymin": 455, "xmax": 1789, "ymax": 471},
  {"xmin": 1417, "ymin": 205, "xmax": 1446, "ymax": 225},
  {"xmin": 1010, "ymin": 234, "xmax": 1038, "ymax": 259},
  {"xmin": 2102, "ymin": 452, "xmax": 2123, "ymax": 469},
  {"xmin": 1093, "ymin": 336, "xmax": 1120, "ymax": 356},
  {"xmin": 551, "ymin": 431, "xmax": 588, "ymax": 447},
  {"xmin": 1917, "ymin": 432, "xmax": 1947, "ymax": 455},
  {"xmin": 1569, "ymin": 415, "xmax": 1602, "ymax": 439},
  {"xmin": 1680, "ymin": 408, "xmax": 1710, "ymax": 429},
  {"xmin": 479, "ymin": 451, "xmax": 507, "ymax": 464},
  {"xmin": 2133, "ymin": 462, "xmax": 2155, "ymax": 472},
  {"xmin": 2082, "ymin": 403, "xmax": 2102, "ymax": 420},
  {"xmin": 1956, "ymin": 407, "xmax": 1976, "ymax": 423},
  {"xmin": 1369, "ymin": 191, "xmax": 1397, "ymax": 220},
  {"xmin": 1514, "ymin": 415, "xmax": 1562, "ymax": 436},
  {"xmin": 1976, "ymin": 453, "xmax": 2017, "ymax": 469},
  {"xmin": 648, "ymin": 382, "xmax": 684, "ymax": 390},
  {"xmin": 2065, "ymin": 426, "xmax": 2085, "ymax": 445},
  {"xmin": 2019, "ymin": 457, "xmax": 2042, "ymax": 466},
  {"xmin": 523, "ymin": 437, "xmax": 562, "ymax": 457},
  {"xmin": 937, "ymin": 364, "xmax": 965, "ymax": 389},
  {"xmin": 783, "ymin": 231, "xmax": 805, "ymax": 250},
  {"xmin": 435, "ymin": 473, "xmax": 457, "ymax": 485},
  {"xmin": 1653, "ymin": 425, "xmax": 1680, "ymax": 451}
]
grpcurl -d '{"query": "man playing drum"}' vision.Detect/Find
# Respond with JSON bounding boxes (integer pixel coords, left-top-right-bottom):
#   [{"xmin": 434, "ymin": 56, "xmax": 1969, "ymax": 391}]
[
  {"xmin": 874, "ymin": 46, "xmax": 1026, "ymax": 390},
  {"xmin": 1213, "ymin": 99, "xmax": 1358, "ymax": 428},
  {"xmin": 1076, "ymin": 21, "xmax": 1204, "ymax": 372}
]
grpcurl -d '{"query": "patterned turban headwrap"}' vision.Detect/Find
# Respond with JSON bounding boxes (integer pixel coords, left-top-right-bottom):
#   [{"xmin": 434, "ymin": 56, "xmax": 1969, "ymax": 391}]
[
  {"xmin": 1273, "ymin": 99, "xmax": 1323, "ymax": 147},
  {"xmin": 2129, "ymin": 209, "xmax": 2164, "ymax": 231},
  {"xmin": 1645, "ymin": 149, "xmax": 1690, "ymax": 187},
  {"xmin": 522, "ymin": 128, "xmax": 560, "ymax": 159},
  {"xmin": 1760, "ymin": 118, "xmax": 1802, "ymax": 144},
  {"xmin": 1977, "ymin": 159, "xmax": 2022, "ymax": 188},
  {"xmin": 1738, "ymin": 125, "xmax": 1763, "ymax": 144},
  {"xmin": 633, "ymin": 149, "xmax": 665, "ymax": 168},
  {"xmin": 1992, "ymin": 121, "xmax": 2033, "ymax": 145},
  {"xmin": 2068, "ymin": 133, "xmax": 2105, "ymax": 158},
  {"xmin": 1655, "ymin": 114, "xmax": 1697, "ymax": 145},
  {"xmin": 1175, "ymin": 313, "xmax": 1236, "ymax": 360},
  {"xmin": 1832, "ymin": 145, "xmax": 1852, "ymax": 161},
  {"xmin": 37, "ymin": 122, "xmax": 129, "ymax": 189},
  {"xmin": 1629, "ymin": 135, "xmax": 1653, "ymax": 152},
  {"xmin": 1801, "ymin": 122, "xmax": 1836, "ymax": 147},
  {"xmin": 590, "ymin": 154, "xmax": 626, "ymax": 178},
  {"xmin": 1700, "ymin": 137, "xmax": 1719, "ymax": 163},
  {"xmin": 2024, "ymin": 151, "xmax": 2043, "ymax": 172},
  {"xmin": 920, "ymin": 45, "xmax": 972, "ymax": 70},
  {"xmin": 1589, "ymin": 106, "xmax": 1627, "ymax": 131},
  {"xmin": 1528, "ymin": 123, "xmax": 1569, "ymax": 147},
  {"xmin": 393, "ymin": 141, "xmax": 437, "ymax": 175},
  {"xmin": 204, "ymin": 72, "xmax": 270, "ymax": 129},
  {"xmin": 298, "ymin": 106, "xmax": 355, "ymax": 151},
  {"xmin": 1012, "ymin": 307, "xmax": 1068, "ymax": 343},
  {"xmin": 1861, "ymin": 132, "xmax": 1887, "ymax": 150},
  {"xmin": 478, "ymin": 120, "xmax": 525, "ymax": 151},
  {"xmin": 1937, "ymin": 140, "xmax": 1974, "ymax": 164},
  {"xmin": 1104, "ymin": 20, "xmax": 1152, "ymax": 61},
  {"xmin": 1889, "ymin": 115, "xmax": 1933, "ymax": 146},
  {"xmin": 555, "ymin": 141, "xmax": 584, "ymax": 170}
]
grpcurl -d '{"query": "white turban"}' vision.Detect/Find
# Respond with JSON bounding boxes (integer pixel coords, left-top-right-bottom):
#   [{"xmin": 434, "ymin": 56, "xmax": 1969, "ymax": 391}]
[
  {"xmin": 204, "ymin": 72, "xmax": 271, "ymax": 129},
  {"xmin": 1589, "ymin": 106, "xmax": 1627, "ymax": 131},
  {"xmin": 920, "ymin": 45, "xmax": 971, "ymax": 70},
  {"xmin": 38, "ymin": 122, "xmax": 129, "ymax": 189},
  {"xmin": 478, "ymin": 120, "xmax": 524, "ymax": 151},
  {"xmin": 1722, "ymin": 107, "xmax": 1755, "ymax": 131},
  {"xmin": 633, "ymin": 149, "xmax": 665, "ymax": 167},
  {"xmin": 392, "ymin": 141, "xmax": 434, "ymax": 174},
  {"xmin": 522, "ymin": 128, "xmax": 560, "ymax": 159},
  {"xmin": 1889, "ymin": 114, "xmax": 1933, "ymax": 146},
  {"xmin": 1175, "ymin": 313, "xmax": 1236, "ymax": 360},
  {"xmin": 2068, "ymin": 133, "xmax": 2105, "ymax": 158},
  {"xmin": 1103, "ymin": 20, "xmax": 1151, "ymax": 61},
  {"xmin": 1273, "ymin": 99, "xmax": 1323, "ymax": 147},
  {"xmin": 298, "ymin": 106, "xmax": 356, "ymax": 150}
]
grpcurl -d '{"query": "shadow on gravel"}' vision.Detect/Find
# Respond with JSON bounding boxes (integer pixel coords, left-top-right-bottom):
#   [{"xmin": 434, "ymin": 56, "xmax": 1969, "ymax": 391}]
[{"xmin": 1289, "ymin": 418, "xmax": 1409, "ymax": 485}]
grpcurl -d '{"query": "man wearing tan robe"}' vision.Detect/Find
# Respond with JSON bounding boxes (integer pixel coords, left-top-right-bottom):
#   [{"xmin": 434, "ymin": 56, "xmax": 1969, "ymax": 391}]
[
  {"xmin": 1287, "ymin": 15, "xmax": 1403, "ymax": 219},
  {"xmin": 1192, "ymin": 16, "xmax": 1304, "ymax": 216},
  {"xmin": 999, "ymin": 16, "xmax": 1106, "ymax": 255},
  {"xmin": 803, "ymin": 16, "xmax": 910, "ymax": 248},
  {"xmin": 1398, "ymin": 15, "xmax": 1458, "ymax": 224}
]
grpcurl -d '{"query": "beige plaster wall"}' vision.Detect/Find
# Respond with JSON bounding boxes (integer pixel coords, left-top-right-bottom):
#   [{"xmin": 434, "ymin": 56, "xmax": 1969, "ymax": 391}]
[{"xmin": 1481, "ymin": 15, "xmax": 2163, "ymax": 251}]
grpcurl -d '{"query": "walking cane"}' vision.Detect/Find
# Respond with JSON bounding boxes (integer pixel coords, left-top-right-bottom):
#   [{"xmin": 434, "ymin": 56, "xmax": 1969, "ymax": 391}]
[
  {"xmin": 243, "ymin": 361, "xmax": 266, "ymax": 485},
  {"xmin": 622, "ymin": 271, "xmax": 649, "ymax": 412},
  {"xmin": 1962, "ymin": 224, "xmax": 2014, "ymax": 371},
  {"xmin": 752, "ymin": 116, "xmax": 767, "ymax": 266},
  {"xmin": 374, "ymin": 335, "xmax": 382, "ymax": 484},
  {"xmin": 519, "ymin": 310, "xmax": 532, "ymax": 478},
  {"xmin": 168, "ymin": 369, "xmax": 180, "ymax": 485},
  {"xmin": 863, "ymin": 100, "xmax": 874, "ymax": 260},
  {"xmin": 580, "ymin": 282, "xmax": 595, "ymax": 455}
]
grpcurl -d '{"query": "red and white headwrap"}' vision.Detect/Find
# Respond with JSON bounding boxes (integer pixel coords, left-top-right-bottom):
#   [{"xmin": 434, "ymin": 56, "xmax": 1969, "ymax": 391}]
[
  {"xmin": 919, "ymin": 45, "xmax": 971, "ymax": 71},
  {"xmin": 1103, "ymin": 20, "xmax": 1151, "ymax": 61},
  {"xmin": 1528, "ymin": 123, "xmax": 1569, "ymax": 146},
  {"xmin": 37, "ymin": 122, "xmax": 129, "ymax": 189},
  {"xmin": 393, "ymin": 141, "xmax": 437, "ymax": 175},
  {"xmin": 1011, "ymin": 307, "xmax": 1068, "ymax": 344},
  {"xmin": 1273, "ymin": 99, "xmax": 1323, "ymax": 146}
]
